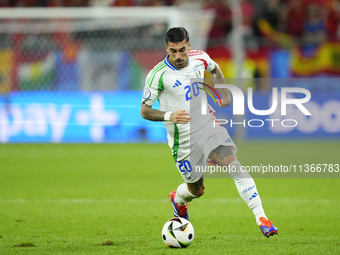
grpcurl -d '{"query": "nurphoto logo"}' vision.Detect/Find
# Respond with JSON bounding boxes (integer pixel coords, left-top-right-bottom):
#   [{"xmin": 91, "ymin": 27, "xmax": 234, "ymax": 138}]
[{"xmin": 200, "ymin": 84, "xmax": 312, "ymax": 128}]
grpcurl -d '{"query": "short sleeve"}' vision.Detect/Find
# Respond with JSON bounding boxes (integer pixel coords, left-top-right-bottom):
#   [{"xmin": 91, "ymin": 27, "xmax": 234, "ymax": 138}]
[
  {"xmin": 202, "ymin": 51, "xmax": 217, "ymax": 72},
  {"xmin": 141, "ymin": 67, "xmax": 166, "ymax": 106},
  {"xmin": 190, "ymin": 50, "xmax": 218, "ymax": 72}
]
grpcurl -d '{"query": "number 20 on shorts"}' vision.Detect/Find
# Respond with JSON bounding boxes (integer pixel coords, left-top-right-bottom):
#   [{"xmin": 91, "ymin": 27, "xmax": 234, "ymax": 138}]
[{"xmin": 177, "ymin": 160, "xmax": 192, "ymax": 173}]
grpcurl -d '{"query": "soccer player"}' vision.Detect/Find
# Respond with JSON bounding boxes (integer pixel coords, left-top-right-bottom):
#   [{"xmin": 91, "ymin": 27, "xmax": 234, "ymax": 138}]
[{"xmin": 140, "ymin": 27, "xmax": 278, "ymax": 237}]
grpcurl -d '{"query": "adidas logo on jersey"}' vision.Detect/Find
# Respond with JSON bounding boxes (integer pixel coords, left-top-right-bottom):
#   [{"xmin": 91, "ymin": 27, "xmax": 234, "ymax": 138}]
[{"xmin": 173, "ymin": 80, "xmax": 182, "ymax": 88}]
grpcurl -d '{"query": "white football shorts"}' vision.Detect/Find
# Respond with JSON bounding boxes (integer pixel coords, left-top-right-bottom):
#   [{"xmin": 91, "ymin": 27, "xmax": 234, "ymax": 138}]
[{"xmin": 173, "ymin": 122, "xmax": 237, "ymax": 184}]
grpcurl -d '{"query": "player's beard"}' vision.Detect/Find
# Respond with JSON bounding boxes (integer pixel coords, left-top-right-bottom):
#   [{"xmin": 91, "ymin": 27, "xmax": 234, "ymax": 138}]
[{"xmin": 175, "ymin": 58, "xmax": 187, "ymax": 69}]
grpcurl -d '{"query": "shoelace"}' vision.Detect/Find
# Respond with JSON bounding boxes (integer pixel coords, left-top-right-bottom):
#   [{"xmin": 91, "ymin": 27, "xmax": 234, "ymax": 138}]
[
  {"xmin": 177, "ymin": 204, "xmax": 188, "ymax": 216},
  {"xmin": 259, "ymin": 217, "xmax": 273, "ymax": 227}
]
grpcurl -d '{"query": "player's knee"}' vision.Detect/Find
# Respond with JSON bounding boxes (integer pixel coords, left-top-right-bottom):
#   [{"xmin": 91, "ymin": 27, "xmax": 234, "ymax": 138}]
[{"xmin": 209, "ymin": 146, "xmax": 236, "ymax": 166}]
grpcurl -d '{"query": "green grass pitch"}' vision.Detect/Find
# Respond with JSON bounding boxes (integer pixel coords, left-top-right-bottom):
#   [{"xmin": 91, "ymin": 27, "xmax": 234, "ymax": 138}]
[{"xmin": 0, "ymin": 141, "xmax": 339, "ymax": 254}]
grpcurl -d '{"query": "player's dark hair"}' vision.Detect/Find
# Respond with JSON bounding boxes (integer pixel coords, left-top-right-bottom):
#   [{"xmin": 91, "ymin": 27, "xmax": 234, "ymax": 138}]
[{"xmin": 165, "ymin": 27, "xmax": 189, "ymax": 45}]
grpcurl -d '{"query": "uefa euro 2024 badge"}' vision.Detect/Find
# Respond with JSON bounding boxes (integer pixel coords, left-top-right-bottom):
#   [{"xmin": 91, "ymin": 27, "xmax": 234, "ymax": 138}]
[{"xmin": 143, "ymin": 87, "xmax": 151, "ymax": 100}]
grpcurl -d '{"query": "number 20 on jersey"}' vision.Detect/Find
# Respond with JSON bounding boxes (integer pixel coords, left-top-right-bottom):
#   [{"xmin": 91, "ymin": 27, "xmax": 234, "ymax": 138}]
[{"xmin": 184, "ymin": 82, "xmax": 200, "ymax": 101}]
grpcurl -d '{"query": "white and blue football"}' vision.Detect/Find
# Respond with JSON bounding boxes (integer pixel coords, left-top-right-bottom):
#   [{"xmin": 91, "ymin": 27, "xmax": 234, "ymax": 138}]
[{"xmin": 161, "ymin": 217, "xmax": 194, "ymax": 248}]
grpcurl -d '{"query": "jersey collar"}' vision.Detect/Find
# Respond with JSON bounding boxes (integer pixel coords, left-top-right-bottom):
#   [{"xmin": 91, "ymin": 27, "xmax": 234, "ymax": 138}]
[{"xmin": 164, "ymin": 55, "xmax": 190, "ymax": 71}]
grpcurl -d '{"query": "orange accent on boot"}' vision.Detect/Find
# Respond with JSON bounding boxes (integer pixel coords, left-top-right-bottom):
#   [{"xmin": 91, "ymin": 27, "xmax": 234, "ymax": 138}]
[
  {"xmin": 259, "ymin": 217, "xmax": 273, "ymax": 227},
  {"xmin": 170, "ymin": 190, "xmax": 188, "ymax": 217}
]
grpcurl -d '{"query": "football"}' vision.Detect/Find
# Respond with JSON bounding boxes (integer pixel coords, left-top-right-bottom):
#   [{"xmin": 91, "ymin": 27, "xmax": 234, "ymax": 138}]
[{"xmin": 161, "ymin": 217, "xmax": 195, "ymax": 248}]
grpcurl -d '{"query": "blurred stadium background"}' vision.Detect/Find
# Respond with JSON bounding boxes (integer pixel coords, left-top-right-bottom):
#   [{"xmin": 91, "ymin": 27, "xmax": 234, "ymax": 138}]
[
  {"xmin": 0, "ymin": 1, "xmax": 339, "ymax": 253},
  {"xmin": 0, "ymin": 0, "xmax": 339, "ymax": 143}
]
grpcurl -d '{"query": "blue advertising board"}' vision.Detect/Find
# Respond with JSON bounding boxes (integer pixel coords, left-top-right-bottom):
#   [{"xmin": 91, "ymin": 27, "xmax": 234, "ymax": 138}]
[
  {"xmin": 0, "ymin": 91, "xmax": 339, "ymax": 143},
  {"xmin": 245, "ymin": 92, "xmax": 340, "ymax": 139},
  {"xmin": 212, "ymin": 91, "xmax": 340, "ymax": 139},
  {"xmin": 0, "ymin": 91, "xmax": 166, "ymax": 143}
]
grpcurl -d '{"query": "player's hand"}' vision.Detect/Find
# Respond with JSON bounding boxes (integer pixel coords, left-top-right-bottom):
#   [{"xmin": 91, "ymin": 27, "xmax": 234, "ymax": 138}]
[
  {"xmin": 217, "ymin": 97, "xmax": 231, "ymax": 108},
  {"xmin": 170, "ymin": 110, "xmax": 190, "ymax": 124}
]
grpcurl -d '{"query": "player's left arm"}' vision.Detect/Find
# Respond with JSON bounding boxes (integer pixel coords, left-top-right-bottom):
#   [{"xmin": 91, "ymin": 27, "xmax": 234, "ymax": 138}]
[{"xmin": 210, "ymin": 64, "xmax": 231, "ymax": 108}]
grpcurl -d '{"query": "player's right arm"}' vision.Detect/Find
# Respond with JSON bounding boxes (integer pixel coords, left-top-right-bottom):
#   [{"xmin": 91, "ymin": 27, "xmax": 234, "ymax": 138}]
[
  {"xmin": 140, "ymin": 103, "xmax": 190, "ymax": 124},
  {"xmin": 141, "ymin": 65, "xmax": 190, "ymax": 124}
]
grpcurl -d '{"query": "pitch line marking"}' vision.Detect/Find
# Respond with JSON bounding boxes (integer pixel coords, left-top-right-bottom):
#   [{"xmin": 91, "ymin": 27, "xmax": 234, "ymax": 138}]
[{"xmin": 0, "ymin": 198, "xmax": 334, "ymax": 204}]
